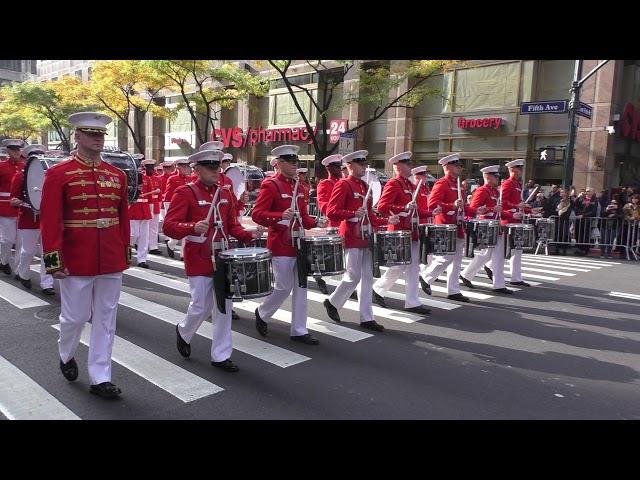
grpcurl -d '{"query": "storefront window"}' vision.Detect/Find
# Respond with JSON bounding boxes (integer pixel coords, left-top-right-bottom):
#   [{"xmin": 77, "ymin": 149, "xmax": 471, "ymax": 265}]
[
  {"xmin": 452, "ymin": 62, "xmax": 520, "ymax": 112},
  {"xmin": 273, "ymin": 91, "xmax": 315, "ymax": 126},
  {"xmin": 168, "ymin": 108, "xmax": 194, "ymax": 133}
]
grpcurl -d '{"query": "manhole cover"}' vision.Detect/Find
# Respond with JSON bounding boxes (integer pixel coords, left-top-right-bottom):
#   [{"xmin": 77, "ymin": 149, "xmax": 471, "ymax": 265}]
[{"xmin": 34, "ymin": 306, "xmax": 61, "ymax": 321}]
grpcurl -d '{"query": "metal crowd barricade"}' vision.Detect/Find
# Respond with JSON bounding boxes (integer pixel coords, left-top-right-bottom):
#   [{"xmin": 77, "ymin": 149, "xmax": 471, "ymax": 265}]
[{"xmin": 533, "ymin": 215, "xmax": 639, "ymax": 260}]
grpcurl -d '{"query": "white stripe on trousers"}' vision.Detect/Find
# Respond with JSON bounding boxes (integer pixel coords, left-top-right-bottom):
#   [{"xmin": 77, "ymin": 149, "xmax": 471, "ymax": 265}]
[
  {"xmin": 130, "ymin": 219, "xmax": 150, "ymax": 263},
  {"xmin": 257, "ymin": 256, "xmax": 309, "ymax": 337},
  {"xmin": 58, "ymin": 273, "xmax": 122, "ymax": 385},
  {"xmin": 461, "ymin": 234, "xmax": 506, "ymax": 289},
  {"xmin": 0, "ymin": 216, "xmax": 17, "ymax": 265},
  {"xmin": 328, "ymin": 247, "xmax": 375, "ymax": 323},
  {"xmin": 419, "ymin": 240, "xmax": 464, "ymax": 295},
  {"xmin": 178, "ymin": 276, "xmax": 233, "ymax": 362},
  {"xmin": 148, "ymin": 204, "xmax": 159, "ymax": 250},
  {"xmin": 15, "ymin": 229, "xmax": 53, "ymax": 288},
  {"xmin": 373, "ymin": 241, "xmax": 421, "ymax": 308}
]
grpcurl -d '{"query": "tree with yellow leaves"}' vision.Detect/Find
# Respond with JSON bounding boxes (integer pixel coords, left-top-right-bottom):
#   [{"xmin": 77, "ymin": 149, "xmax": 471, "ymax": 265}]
[{"xmin": 89, "ymin": 60, "xmax": 173, "ymax": 155}]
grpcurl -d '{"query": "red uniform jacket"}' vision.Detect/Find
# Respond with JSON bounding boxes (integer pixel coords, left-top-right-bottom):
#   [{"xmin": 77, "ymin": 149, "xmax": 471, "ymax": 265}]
[
  {"xmin": 317, "ymin": 175, "xmax": 341, "ymax": 227},
  {"xmin": 147, "ymin": 173, "xmax": 162, "ymax": 213},
  {"xmin": 252, "ymin": 173, "xmax": 317, "ymax": 257},
  {"xmin": 500, "ymin": 177, "xmax": 531, "ymax": 225},
  {"xmin": 428, "ymin": 175, "xmax": 475, "ymax": 238},
  {"xmin": 10, "ymin": 170, "xmax": 39, "ymax": 229},
  {"xmin": 163, "ymin": 173, "xmax": 191, "ymax": 203},
  {"xmin": 415, "ymin": 181, "xmax": 437, "ymax": 224},
  {"xmin": 219, "ymin": 172, "xmax": 244, "ymax": 215},
  {"xmin": 163, "ymin": 180, "xmax": 252, "ymax": 277},
  {"xmin": 128, "ymin": 174, "xmax": 152, "ymax": 220},
  {"xmin": 470, "ymin": 184, "xmax": 514, "ymax": 224},
  {"xmin": 158, "ymin": 172, "xmax": 169, "ymax": 201},
  {"xmin": 326, "ymin": 175, "xmax": 386, "ymax": 249},
  {"xmin": 0, "ymin": 159, "xmax": 24, "ymax": 217},
  {"xmin": 40, "ymin": 155, "xmax": 130, "ymax": 275},
  {"xmin": 376, "ymin": 175, "xmax": 428, "ymax": 241}
]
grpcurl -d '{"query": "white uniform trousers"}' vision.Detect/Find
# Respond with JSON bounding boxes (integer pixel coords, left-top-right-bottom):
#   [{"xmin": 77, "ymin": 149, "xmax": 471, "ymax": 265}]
[
  {"xmin": 58, "ymin": 273, "xmax": 122, "ymax": 385},
  {"xmin": 130, "ymin": 219, "xmax": 150, "ymax": 263},
  {"xmin": 178, "ymin": 276, "xmax": 233, "ymax": 362},
  {"xmin": 148, "ymin": 204, "xmax": 160, "ymax": 251},
  {"xmin": 373, "ymin": 241, "xmax": 421, "ymax": 308},
  {"xmin": 0, "ymin": 216, "xmax": 17, "ymax": 266},
  {"xmin": 257, "ymin": 256, "xmax": 309, "ymax": 337},
  {"xmin": 15, "ymin": 229, "xmax": 53, "ymax": 289},
  {"xmin": 420, "ymin": 240, "xmax": 464, "ymax": 295},
  {"xmin": 328, "ymin": 247, "xmax": 375, "ymax": 323},
  {"xmin": 509, "ymin": 249, "xmax": 523, "ymax": 282},
  {"xmin": 419, "ymin": 254, "xmax": 433, "ymax": 278},
  {"xmin": 460, "ymin": 234, "xmax": 506, "ymax": 289}
]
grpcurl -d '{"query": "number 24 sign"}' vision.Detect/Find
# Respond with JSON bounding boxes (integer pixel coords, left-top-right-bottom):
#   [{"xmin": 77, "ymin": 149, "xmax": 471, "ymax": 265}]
[{"xmin": 329, "ymin": 119, "xmax": 348, "ymax": 144}]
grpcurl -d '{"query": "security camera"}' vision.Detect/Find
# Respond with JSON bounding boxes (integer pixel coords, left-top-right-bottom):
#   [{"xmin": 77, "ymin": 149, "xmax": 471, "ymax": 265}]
[{"xmin": 606, "ymin": 126, "xmax": 615, "ymax": 135}]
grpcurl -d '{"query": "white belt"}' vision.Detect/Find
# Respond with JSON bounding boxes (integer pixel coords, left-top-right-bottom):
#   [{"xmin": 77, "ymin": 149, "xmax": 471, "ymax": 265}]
[
  {"xmin": 185, "ymin": 235, "xmax": 206, "ymax": 243},
  {"xmin": 277, "ymin": 219, "xmax": 289, "ymax": 226},
  {"xmin": 347, "ymin": 217, "xmax": 360, "ymax": 223},
  {"xmin": 0, "ymin": 192, "xmax": 10, "ymax": 197},
  {"xmin": 398, "ymin": 212, "xmax": 409, "ymax": 217},
  {"xmin": 136, "ymin": 199, "xmax": 148, "ymax": 203}
]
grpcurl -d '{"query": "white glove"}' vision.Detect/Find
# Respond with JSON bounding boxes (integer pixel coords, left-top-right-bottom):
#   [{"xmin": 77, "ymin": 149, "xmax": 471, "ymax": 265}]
[
  {"xmin": 282, "ymin": 208, "xmax": 295, "ymax": 220},
  {"xmin": 512, "ymin": 212, "xmax": 523, "ymax": 220},
  {"xmin": 354, "ymin": 207, "xmax": 366, "ymax": 219},
  {"xmin": 316, "ymin": 217, "xmax": 328, "ymax": 228},
  {"xmin": 405, "ymin": 201, "xmax": 417, "ymax": 211},
  {"xmin": 432, "ymin": 206, "xmax": 442, "ymax": 215},
  {"xmin": 388, "ymin": 214, "xmax": 400, "ymax": 225}
]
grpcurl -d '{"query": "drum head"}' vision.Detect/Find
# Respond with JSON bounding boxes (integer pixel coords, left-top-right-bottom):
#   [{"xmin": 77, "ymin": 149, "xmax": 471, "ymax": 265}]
[
  {"xmin": 24, "ymin": 156, "xmax": 63, "ymax": 210},
  {"xmin": 224, "ymin": 166, "xmax": 246, "ymax": 200},
  {"xmin": 101, "ymin": 152, "xmax": 141, "ymax": 204},
  {"xmin": 219, "ymin": 247, "xmax": 270, "ymax": 260}
]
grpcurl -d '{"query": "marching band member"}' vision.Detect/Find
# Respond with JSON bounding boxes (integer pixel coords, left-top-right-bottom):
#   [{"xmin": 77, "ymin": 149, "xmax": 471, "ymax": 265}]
[
  {"xmin": 252, "ymin": 145, "xmax": 328, "ymax": 345},
  {"xmin": 163, "ymin": 157, "xmax": 192, "ymax": 258},
  {"xmin": 40, "ymin": 112, "xmax": 130, "ymax": 399},
  {"xmin": 9, "ymin": 144, "xmax": 55, "ymax": 294},
  {"xmin": 371, "ymin": 152, "xmax": 432, "ymax": 315},
  {"xmin": 458, "ymin": 165, "xmax": 514, "ymax": 294},
  {"xmin": 340, "ymin": 163, "xmax": 349, "ymax": 179},
  {"xmin": 156, "ymin": 159, "xmax": 174, "ymax": 243},
  {"xmin": 145, "ymin": 159, "xmax": 163, "ymax": 255},
  {"xmin": 128, "ymin": 159, "xmax": 155, "ymax": 268},
  {"xmin": 0, "ymin": 139, "xmax": 25, "ymax": 275},
  {"xmin": 418, "ymin": 154, "xmax": 486, "ymax": 302},
  {"xmin": 163, "ymin": 149, "xmax": 263, "ymax": 372},
  {"xmin": 322, "ymin": 150, "xmax": 394, "ymax": 331}
]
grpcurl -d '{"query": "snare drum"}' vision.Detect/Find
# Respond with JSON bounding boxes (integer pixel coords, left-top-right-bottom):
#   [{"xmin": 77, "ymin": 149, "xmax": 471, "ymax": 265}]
[
  {"xmin": 23, "ymin": 155, "xmax": 68, "ymax": 211},
  {"xmin": 469, "ymin": 219, "xmax": 500, "ymax": 248},
  {"xmin": 101, "ymin": 151, "xmax": 141, "ymax": 203},
  {"xmin": 302, "ymin": 235, "xmax": 345, "ymax": 277},
  {"xmin": 534, "ymin": 218, "xmax": 555, "ymax": 243},
  {"xmin": 375, "ymin": 230, "xmax": 412, "ymax": 266},
  {"xmin": 424, "ymin": 224, "xmax": 457, "ymax": 255},
  {"xmin": 218, "ymin": 247, "xmax": 274, "ymax": 301},
  {"xmin": 505, "ymin": 223, "xmax": 535, "ymax": 250}
]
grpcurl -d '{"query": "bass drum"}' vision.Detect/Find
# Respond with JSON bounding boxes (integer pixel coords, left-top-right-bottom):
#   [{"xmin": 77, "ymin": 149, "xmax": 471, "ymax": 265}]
[
  {"xmin": 24, "ymin": 154, "xmax": 70, "ymax": 211},
  {"xmin": 100, "ymin": 151, "xmax": 141, "ymax": 203}
]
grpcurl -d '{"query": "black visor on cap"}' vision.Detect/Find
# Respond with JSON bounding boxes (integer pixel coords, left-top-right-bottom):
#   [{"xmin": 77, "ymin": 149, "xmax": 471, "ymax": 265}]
[
  {"xmin": 279, "ymin": 154, "xmax": 299, "ymax": 161},
  {"xmin": 350, "ymin": 157, "xmax": 368, "ymax": 163},
  {"xmin": 448, "ymin": 159, "xmax": 462, "ymax": 165},
  {"xmin": 6, "ymin": 145, "xmax": 21, "ymax": 149},
  {"xmin": 198, "ymin": 159, "xmax": 221, "ymax": 166}
]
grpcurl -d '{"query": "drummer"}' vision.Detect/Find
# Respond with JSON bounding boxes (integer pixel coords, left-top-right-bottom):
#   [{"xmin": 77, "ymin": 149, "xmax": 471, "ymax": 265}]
[
  {"xmin": 252, "ymin": 145, "xmax": 328, "ymax": 345},
  {"xmin": 163, "ymin": 157, "xmax": 192, "ymax": 258},
  {"xmin": 163, "ymin": 149, "xmax": 263, "ymax": 372},
  {"xmin": 0, "ymin": 139, "xmax": 25, "ymax": 275},
  {"xmin": 458, "ymin": 165, "xmax": 513, "ymax": 294},
  {"xmin": 322, "ymin": 150, "xmax": 395, "ymax": 331},
  {"xmin": 371, "ymin": 152, "xmax": 432, "ymax": 315},
  {"xmin": 9, "ymin": 144, "xmax": 55, "ymax": 294},
  {"xmin": 418, "ymin": 154, "xmax": 486, "ymax": 302}
]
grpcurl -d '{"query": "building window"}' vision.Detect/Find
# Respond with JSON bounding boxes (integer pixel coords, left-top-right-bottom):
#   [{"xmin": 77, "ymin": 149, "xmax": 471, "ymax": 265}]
[
  {"xmin": 75, "ymin": 70, "xmax": 82, "ymax": 79},
  {"xmin": 0, "ymin": 60, "xmax": 21, "ymax": 71},
  {"xmin": 273, "ymin": 91, "xmax": 314, "ymax": 126},
  {"xmin": 452, "ymin": 62, "xmax": 520, "ymax": 112},
  {"xmin": 87, "ymin": 67, "xmax": 92, "ymax": 80},
  {"xmin": 167, "ymin": 108, "xmax": 194, "ymax": 133}
]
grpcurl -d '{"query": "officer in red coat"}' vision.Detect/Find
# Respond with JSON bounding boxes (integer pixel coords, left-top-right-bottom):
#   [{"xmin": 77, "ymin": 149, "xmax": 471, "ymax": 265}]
[
  {"xmin": 459, "ymin": 165, "xmax": 514, "ymax": 294},
  {"xmin": 40, "ymin": 112, "xmax": 130, "ymax": 399},
  {"xmin": 322, "ymin": 150, "xmax": 396, "ymax": 331},
  {"xmin": 419, "ymin": 154, "xmax": 486, "ymax": 302},
  {"xmin": 252, "ymin": 145, "xmax": 328, "ymax": 345},
  {"xmin": 163, "ymin": 149, "xmax": 263, "ymax": 372},
  {"xmin": 9, "ymin": 144, "xmax": 55, "ymax": 294},
  {"xmin": 371, "ymin": 152, "xmax": 432, "ymax": 315},
  {"xmin": 129, "ymin": 159, "xmax": 155, "ymax": 268},
  {"xmin": 163, "ymin": 157, "xmax": 192, "ymax": 258},
  {"xmin": 0, "ymin": 138, "xmax": 25, "ymax": 275},
  {"xmin": 143, "ymin": 159, "xmax": 163, "ymax": 255}
]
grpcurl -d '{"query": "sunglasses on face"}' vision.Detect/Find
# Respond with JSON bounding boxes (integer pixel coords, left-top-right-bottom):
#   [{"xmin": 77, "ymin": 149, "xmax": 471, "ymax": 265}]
[{"xmin": 279, "ymin": 154, "xmax": 299, "ymax": 163}]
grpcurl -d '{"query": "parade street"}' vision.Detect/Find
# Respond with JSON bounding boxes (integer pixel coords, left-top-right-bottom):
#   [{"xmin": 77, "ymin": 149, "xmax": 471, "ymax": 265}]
[{"xmin": 1, "ymin": 247, "xmax": 639, "ymax": 420}]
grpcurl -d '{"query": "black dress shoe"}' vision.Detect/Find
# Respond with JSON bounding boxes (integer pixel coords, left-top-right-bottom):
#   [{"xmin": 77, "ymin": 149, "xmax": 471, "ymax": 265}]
[
  {"xmin": 176, "ymin": 324, "xmax": 191, "ymax": 358},
  {"xmin": 435, "ymin": 278, "xmax": 445, "ymax": 283},
  {"xmin": 290, "ymin": 333, "xmax": 320, "ymax": 345},
  {"xmin": 231, "ymin": 310, "xmax": 240, "ymax": 321},
  {"xmin": 493, "ymin": 287, "xmax": 514, "ymax": 294},
  {"xmin": 419, "ymin": 276, "xmax": 432, "ymax": 295},
  {"xmin": 14, "ymin": 273, "xmax": 20, "ymax": 280},
  {"xmin": 484, "ymin": 266, "xmax": 493, "ymax": 281},
  {"xmin": 315, "ymin": 277, "xmax": 329, "ymax": 295},
  {"xmin": 447, "ymin": 293, "xmax": 470, "ymax": 303},
  {"xmin": 255, "ymin": 308, "xmax": 268, "ymax": 337},
  {"xmin": 90, "ymin": 382, "xmax": 122, "ymax": 398},
  {"xmin": 148, "ymin": 249, "xmax": 162, "ymax": 255},
  {"xmin": 20, "ymin": 277, "xmax": 32, "ymax": 290},
  {"xmin": 167, "ymin": 246, "xmax": 175, "ymax": 258},
  {"xmin": 137, "ymin": 262, "xmax": 149, "ymax": 269},
  {"xmin": 1, "ymin": 263, "xmax": 11, "ymax": 275},
  {"xmin": 60, "ymin": 358, "xmax": 78, "ymax": 381},
  {"xmin": 323, "ymin": 299, "xmax": 341, "ymax": 323},
  {"xmin": 459, "ymin": 275, "xmax": 475, "ymax": 289},
  {"xmin": 361, "ymin": 320, "xmax": 385, "ymax": 332},
  {"xmin": 510, "ymin": 281, "xmax": 531, "ymax": 287},
  {"xmin": 405, "ymin": 305, "xmax": 431, "ymax": 315},
  {"xmin": 42, "ymin": 288, "xmax": 56, "ymax": 295},
  {"xmin": 350, "ymin": 290, "xmax": 358, "ymax": 300},
  {"xmin": 211, "ymin": 358, "xmax": 240, "ymax": 372},
  {"xmin": 372, "ymin": 290, "xmax": 387, "ymax": 308}
]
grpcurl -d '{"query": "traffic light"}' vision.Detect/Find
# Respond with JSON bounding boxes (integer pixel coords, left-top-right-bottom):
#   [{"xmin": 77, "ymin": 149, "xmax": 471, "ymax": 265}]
[{"xmin": 539, "ymin": 147, "xmax": 556, "ymax": 162}]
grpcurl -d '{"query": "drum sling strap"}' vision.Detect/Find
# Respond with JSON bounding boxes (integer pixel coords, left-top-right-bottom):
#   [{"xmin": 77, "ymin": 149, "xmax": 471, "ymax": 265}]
[
  {"xmin": 343, "ymin": 179, "xmax": 380, "ymax": 278},
  {"xmin": 187, "ymin": 183, "xmax": 227, "ymax": 314}
]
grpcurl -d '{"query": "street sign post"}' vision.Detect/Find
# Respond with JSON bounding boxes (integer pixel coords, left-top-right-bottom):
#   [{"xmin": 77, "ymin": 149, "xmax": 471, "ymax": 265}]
[
  {"xmin": 338, "ymin": 131, "xmax": 356, "ymax": 155},
  {"xmin": 520, "ymin": 100, "xmax": 568, "ymax": 114},
  {"xmin": 576, "ymin": 101, "xmax": 593, "ymax": 119}
]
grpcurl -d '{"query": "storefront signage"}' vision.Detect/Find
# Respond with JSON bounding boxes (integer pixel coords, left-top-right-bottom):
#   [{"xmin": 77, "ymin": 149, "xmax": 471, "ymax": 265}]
[
  {"xmin": 457, "ymin": 117, "xmax": 503, "ymax": 129},
  {"xmin": 212, "ymin": 126, "xmax": 318, "ymax": 148}
]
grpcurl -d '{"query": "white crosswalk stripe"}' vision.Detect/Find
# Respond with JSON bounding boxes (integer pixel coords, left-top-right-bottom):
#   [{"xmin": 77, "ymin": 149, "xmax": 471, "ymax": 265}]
[
  {"xmin": 0, "ymin": 280, "xmax": 49, "ymax": 309},
  {"xmin": 608, "ymin": 291, "xmax": 640, "ymax": 301}
]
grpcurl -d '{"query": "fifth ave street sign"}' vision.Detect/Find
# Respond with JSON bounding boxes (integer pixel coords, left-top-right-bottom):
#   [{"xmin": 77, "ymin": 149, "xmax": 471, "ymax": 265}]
[{"xmin": 520, "ymin": 100, "xmax": 568, "ymax": 114}]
